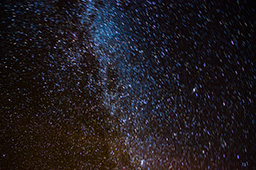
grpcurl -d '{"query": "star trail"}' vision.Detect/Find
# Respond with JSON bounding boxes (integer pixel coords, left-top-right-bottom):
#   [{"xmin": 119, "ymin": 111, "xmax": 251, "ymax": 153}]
[{"xmin": 1, "ymin": 0, "xmax": 255, "ymax": 169}]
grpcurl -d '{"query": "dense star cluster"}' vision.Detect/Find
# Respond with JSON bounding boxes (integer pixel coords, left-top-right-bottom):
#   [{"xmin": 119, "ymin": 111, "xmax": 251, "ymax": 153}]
[{"xmin": 1, "ymin": 0, "xmax": 255, "ymax": 169}]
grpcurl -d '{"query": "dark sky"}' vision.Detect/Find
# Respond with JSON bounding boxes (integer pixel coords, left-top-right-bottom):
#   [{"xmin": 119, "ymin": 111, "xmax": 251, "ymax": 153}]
[{"xmin": 1, "ymin": 0, "xmax": 255, "ymax": 169}]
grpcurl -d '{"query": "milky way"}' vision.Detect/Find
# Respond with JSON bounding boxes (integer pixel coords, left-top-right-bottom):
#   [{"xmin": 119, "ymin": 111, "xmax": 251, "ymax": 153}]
[{"xmin": 1, "ymin": 0, "xmax": 255, "ymax": 169}]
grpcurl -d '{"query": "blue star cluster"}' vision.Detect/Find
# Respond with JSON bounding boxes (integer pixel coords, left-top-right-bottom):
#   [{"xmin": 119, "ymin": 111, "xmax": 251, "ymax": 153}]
[{"xmin": 1, "ymin": 0, "xmax": 255, "ymax": 169}]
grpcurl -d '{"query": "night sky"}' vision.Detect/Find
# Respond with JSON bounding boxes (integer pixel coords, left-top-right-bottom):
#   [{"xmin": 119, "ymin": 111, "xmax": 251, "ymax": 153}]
[{"xmin": 1, "ymin": 0, "xmax": 256, "ymax": 169}]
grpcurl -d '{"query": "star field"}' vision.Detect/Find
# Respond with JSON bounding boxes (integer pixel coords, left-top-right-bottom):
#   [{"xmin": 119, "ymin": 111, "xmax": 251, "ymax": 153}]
[{"xmin": 1, "ymin": 0, "xmax": 256, "ymax": 169}]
